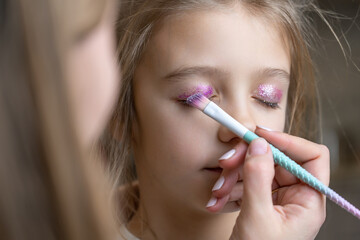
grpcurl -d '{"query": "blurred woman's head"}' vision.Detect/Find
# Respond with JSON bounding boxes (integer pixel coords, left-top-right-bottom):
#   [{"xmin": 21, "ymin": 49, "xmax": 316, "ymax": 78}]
[
  {"xmin": 61, "ymin": 0, "xmax": 119, "ymax": 147},
  {"xmin": 0, "ymin": 0, "xmax": 119, "ymax": 239}
]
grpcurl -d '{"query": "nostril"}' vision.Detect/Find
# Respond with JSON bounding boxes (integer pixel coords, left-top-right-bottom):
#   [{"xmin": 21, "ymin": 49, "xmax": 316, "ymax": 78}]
[{"xmin": 228, "ymin": 137, "xmax": 241, "ymax": 146}]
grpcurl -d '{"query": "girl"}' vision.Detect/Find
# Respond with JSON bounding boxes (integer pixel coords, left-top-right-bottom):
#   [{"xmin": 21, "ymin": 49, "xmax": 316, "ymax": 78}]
[
  {"xmin": 103, "ymin": 0, "xmax": 330, "ymax": 239},
  {"xmin": 1, "ymin": 0, "xmax": 119, "ymax": 239}
]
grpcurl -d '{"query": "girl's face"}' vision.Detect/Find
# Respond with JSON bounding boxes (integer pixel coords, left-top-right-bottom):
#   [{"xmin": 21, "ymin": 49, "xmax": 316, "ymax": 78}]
[{"xmin": 133, "ymin": 6, "xmax": 290, "ymax": 213}]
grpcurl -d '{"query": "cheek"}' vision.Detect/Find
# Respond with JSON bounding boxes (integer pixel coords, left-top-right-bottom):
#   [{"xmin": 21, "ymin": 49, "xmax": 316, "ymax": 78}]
[
  {"xmin": 251, "ymin": 105, "xmax": 287, "ymax": 132},
  {"xmin": 268, "ymin": 111, "xmax": 286, "ymax": 131},
  {"xmin": 133, "ymin": 98, "xmax": 213, "ymax": 169},
  {"xmin": 136, "ymin": 106, "xmax": 197, "ymax": 155}
]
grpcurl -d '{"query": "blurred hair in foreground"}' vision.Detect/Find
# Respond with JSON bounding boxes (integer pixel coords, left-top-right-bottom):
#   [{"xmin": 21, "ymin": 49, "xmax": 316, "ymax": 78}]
[{"xmin": 0, "ymin": 0, "xmax": 116, "ymax": 239}]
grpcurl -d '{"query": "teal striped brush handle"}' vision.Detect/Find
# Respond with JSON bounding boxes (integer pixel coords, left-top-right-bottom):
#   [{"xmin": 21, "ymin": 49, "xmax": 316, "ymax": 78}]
[{"xmin": 244, "ymin": 131, "xmax": 360, "ymax": 220}]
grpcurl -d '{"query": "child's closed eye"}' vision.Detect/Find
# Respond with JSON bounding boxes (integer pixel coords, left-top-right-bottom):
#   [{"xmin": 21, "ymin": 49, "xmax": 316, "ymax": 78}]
[
  {"xmin": 252, "ymin": 84, "xmax": 283, "ymax": 110},
  {"xmin": 177, "ymin": 85, "xmax": 215, "ymax": 106},
  {"xmin": 252, "ymin": 97, "xmax": 280, "ymax": 109}
]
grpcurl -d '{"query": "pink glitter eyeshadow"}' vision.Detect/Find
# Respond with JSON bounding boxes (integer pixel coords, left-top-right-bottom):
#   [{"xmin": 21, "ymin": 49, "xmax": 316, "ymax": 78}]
[
  {"xmin": 256, "ymin": 84, "xmax": 282, "ymax": 102},
  {"xmin": 178, "ymin": 85, "xmax": 213, "ymax": 99}
]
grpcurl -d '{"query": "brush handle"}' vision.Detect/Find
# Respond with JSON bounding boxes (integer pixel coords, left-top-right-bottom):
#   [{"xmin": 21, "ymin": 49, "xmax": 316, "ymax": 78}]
[{"xmin": 244, "ymin": 131, "xmax": 360, "ymax": 220}]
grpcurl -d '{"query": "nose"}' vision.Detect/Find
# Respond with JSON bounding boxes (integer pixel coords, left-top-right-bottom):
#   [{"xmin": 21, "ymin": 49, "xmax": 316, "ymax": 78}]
[{"xmin": 217, "ymin": 101, "xmax": 256, "ymax": 144}]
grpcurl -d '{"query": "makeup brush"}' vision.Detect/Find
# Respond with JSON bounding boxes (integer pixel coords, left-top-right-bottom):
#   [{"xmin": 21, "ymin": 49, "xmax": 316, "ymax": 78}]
[{"xmin": 187, "ymin": 93, "xmax": 360, "ymax": 220}]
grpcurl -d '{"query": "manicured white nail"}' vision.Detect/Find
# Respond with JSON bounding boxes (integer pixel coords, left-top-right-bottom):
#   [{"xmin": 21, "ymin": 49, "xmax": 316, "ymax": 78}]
[
  {"xmin": 257, "ymin": 125, "xmax": 273, "ymax": 132},
  {"xmin": 206, "ymin": 197, "xmax": 217, "ymax": 208},
  {"xmin": 212, "ymin": 176, "xmax": 225, "ymax": 191},
  {"xmin": 219, "ymin": 149, "xmax": 236, "ymax": 160}
]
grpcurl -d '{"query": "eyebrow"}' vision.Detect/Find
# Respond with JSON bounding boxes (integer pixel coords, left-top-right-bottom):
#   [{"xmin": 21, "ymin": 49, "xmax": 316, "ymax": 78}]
[
  {"xmin": 256, "ymin": 67, "xmax": 290, "ymax": 83},
  {"xmin": 163, "ymin": 65, "xmax": 290, "ymax": 83},
  {"xmin": 163, "ymin": 66, "xmax": 230, "ymax": 81}
]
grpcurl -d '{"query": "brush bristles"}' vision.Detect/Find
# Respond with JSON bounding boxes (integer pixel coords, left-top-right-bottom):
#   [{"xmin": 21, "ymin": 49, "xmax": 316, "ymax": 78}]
[{"xmin": 186, "ymin": 93, "xmax": 210, "ymax": 111}]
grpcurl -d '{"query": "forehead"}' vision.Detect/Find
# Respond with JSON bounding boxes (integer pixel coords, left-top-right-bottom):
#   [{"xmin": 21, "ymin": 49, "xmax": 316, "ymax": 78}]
[{"xmin": 138, "ymin": 4, "xmax": 291, "ymax": 80}]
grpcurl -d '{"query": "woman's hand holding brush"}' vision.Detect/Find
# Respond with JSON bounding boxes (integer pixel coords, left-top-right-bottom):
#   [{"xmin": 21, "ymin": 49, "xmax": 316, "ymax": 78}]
[{"xmin": 208, "ymin": 127, "xmax": 330, "ymax": 240}]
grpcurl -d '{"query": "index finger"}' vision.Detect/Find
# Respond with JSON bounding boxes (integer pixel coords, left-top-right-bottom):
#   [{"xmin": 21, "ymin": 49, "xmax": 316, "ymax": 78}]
[{"xmin": 255, "ymin": 126, "xmax": 328, "ymax": 164}]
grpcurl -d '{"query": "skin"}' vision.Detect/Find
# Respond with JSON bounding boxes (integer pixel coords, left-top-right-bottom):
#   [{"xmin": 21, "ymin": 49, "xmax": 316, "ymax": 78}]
[
  {"xmin": 66, "ymin": 5, "xmax": 119, "ymax": 147},
  {"xmin": 129, "ymin": 5, "xmax": 297, "ymax": 240}
]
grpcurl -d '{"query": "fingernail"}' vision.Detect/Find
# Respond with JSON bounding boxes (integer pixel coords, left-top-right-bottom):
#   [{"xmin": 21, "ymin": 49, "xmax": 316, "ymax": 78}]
[
  {"xmin": 212, "ymin": 176, "xmax": 225, "ymax": 191},
  {"xmin": 206, "ymin": 197, "xmax": 217, "ymax": 208},
  {"xmin": 249, "ymin": 138, "xmax": 268, "ymax": 156},
  {"xmin": 257, "ymin": 125, "xmax": 273, "ymax": 131},
  {"xmin": 219, "ymin": 149, "xmax": 236, "ymax": 160}
]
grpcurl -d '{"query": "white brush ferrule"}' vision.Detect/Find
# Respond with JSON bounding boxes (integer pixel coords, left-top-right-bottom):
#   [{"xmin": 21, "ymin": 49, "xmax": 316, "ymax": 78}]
[{"xmin": 203, "ymin": 101, "xmax": 249, "ymax": 138}]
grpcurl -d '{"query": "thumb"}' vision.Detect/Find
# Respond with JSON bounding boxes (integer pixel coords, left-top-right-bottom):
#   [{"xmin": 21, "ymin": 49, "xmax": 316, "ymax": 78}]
[{"xmin": 241, "ymin": 138, "xmax": 275, "ymax": 216}]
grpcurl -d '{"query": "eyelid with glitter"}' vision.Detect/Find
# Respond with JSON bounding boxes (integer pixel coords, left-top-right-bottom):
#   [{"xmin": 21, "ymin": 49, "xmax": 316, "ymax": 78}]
[
  {"xmin": 252, "ymin": 84, "xmax": 283, "ymax": 109},
  {"xmin": 177, "ymin": 85, "xmax": 215, "ymax": 104}
]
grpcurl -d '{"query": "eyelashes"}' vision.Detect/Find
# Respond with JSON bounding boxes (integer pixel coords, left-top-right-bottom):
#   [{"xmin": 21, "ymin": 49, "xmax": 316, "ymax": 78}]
[
  {"xmin": 252, "ymin": 97, "xmax": 280, "ymax": 109},
  {"xmin": 177, "ymin": 94, "xmax": 215, "ymax": 106},
  {"xmin": 177, "ymin": 99, "xmax": 189, "ymax": 105}
]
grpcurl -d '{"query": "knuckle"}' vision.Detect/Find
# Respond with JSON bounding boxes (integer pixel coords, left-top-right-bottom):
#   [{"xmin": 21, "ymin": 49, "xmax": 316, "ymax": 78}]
[
  {"xmin": 244, "ymin": 158, "xmax": 268, "ymax": 174},
  {"xmin": 314, "ymin": 144, "xmax": 330, "ymax": 185},
  {"xmin": 244, "ymin": 159, "xmax": 259, "ymax": 173},
  {"xmin": 216, "ymin": 183, "xmax": 233, "ymax": 196},
  {"xmin": 318, "ymin": 144, "xmax": 330, "ymax": 157},
  {"xmin": 283, "ymin": 136, "xmax": 292, "ymax": 149}
]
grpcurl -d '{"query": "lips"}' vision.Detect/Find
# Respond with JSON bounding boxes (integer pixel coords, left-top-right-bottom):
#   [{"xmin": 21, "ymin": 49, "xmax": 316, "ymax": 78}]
[{"xmin": 203, "ymin": 167, "xmax": 222, "ymax": 173}]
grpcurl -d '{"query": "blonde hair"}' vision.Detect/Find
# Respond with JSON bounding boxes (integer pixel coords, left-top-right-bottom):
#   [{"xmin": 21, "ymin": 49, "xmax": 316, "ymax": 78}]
[
  {"xmin": 0, "ymin": 0, "xmax": 116, "ymax": 239},
  {"xmin": 102, "ymin": 0, "xmax": 322, "ymax": 223}
]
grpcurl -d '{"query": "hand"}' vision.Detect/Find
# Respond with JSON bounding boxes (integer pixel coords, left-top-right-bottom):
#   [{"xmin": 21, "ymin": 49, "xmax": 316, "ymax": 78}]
[{"xmin": 207, "ymin": 127, "xmax": 330, "ymax": 240}]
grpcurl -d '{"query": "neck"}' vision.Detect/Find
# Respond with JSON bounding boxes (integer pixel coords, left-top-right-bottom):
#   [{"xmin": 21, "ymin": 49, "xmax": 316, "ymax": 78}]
[{"xmin": 127, "ymin": 193, "xmax": 238, "ymax": 240}]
